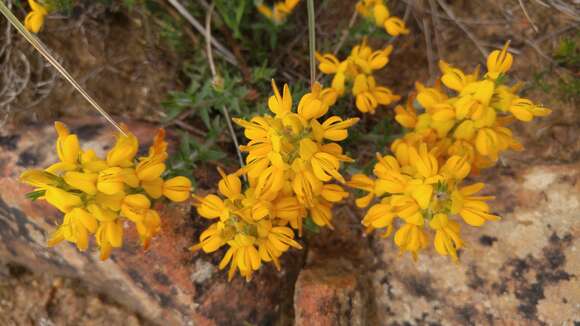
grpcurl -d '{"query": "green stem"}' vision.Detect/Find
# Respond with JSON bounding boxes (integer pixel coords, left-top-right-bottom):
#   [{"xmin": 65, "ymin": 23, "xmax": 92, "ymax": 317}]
[{"xmin": 307, "ymin": 0, "xmax": 316, "ymax": 86}]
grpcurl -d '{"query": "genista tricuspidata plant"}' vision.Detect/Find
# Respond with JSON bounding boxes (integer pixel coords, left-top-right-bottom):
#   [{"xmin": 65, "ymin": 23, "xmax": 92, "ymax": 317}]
[
  {"xmin": 20, "ymin": 123, "xmax": 192, "ymax": 259},
  {"xmin": 349, "ymin": 42, "xmax": 551, "ymax": 260},
  {"xmin": 316, "ymin": 38, "xmax": 401, "ymax": 114},
  {"xmin": 191, "ymin": 81, "xmax": 358, "ymax": 280},
  {"xmin": 7, "ymin": 0, "xmax": 555, "ymax": 274}
]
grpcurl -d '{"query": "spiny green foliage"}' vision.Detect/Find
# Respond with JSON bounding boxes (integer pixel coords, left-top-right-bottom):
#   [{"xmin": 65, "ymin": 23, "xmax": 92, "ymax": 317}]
[{"xmin": 165, "ymin": 131, "xmax": 226, "ymax": 186}]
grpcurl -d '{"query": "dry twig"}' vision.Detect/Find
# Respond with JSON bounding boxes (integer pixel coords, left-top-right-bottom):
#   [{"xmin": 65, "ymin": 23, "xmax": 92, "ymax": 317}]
[
  {"xmin": 518, "ymin": 0, "xmax": 539, "ymax": 33},
  {"xmin": 204, "ymin": 3, "xmax": 246, "ymax": 177},
  {"xmin": 166, "ymin": 0, "xmax": 238, "ymax": 65},
  {"xmin": 332, "ymin": 11, "xmax": 358, "ymax": 55},
  {"xmin": 428, "ymin": 0, "xmax": 443, "ymax": 59},
  {"xmin": 435, "ymin": 0, "xmax": 489, "ymax": 58},
  {"xmin": 422, "ymin": 17, "xmax": 436, "ymax": 80}
]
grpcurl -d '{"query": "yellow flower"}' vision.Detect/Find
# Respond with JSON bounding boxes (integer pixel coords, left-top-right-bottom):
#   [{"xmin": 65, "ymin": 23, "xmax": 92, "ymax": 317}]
[
  {"xmin": 429, "ymin": 213, "xmax": 463, "ymax": 261},
  {"xmin": 320, "ymin": 184, "xmax": 349, "ymax": 203},
  {"xmin": 54, "ymin": 122, "xmax": 80, "ymax": 166},
  {"xmin": 257, "ymin": 0, "xmax": 300, "ymax": 24},
  {"xmin": 194, "ymin": 194, "xmax": 230, "ymax": 221},
  {"xmin": 315, "ymin": 52, "xmax": 342, "ymax": 74},
  {"xmin": 191, "ymin": 222, "xmax": 231, "ymax": 253},
  {"xmin": 353, "ymin": 74, "xmax": 400, "ymax": 114},
  {"xmin": 486, "ymin": 41, "xmax": 513, "ymax": 80},
  {"xmin": 121, "ymin": 194, "xmax": 151, "ymax": 223},
  {"xmin": 297, "ymin": 82, "xmax": 337, "ymax": 120},
  {"xmin": 394, "ymin": 97, "xmax": 418, "ymax": 129},
  {"xmin": 451, "ymin": 183, "xmax": 499, "ymax": 226},
  {"xmin": 384, "ymin": 17, "xmax": 409, "ymax": 36},
  {"xmin": 97, "ymin": 167, "xmax": 126, "ymax": 195},
  {"xmin": 44, "ymin": 186, "xmax": 82, "ymax": 213},
  {"xmin": 311, "ymin": 116, "xmax": 359, "ymax": 142},
  {"xmin": 439, "ymin": 60, "xmax": 480, "ymax": 92},
  {"xmin": 220, "ymin": 234, "xmax": 261, "ymax": 281},
  {"xmin": 136, "ymin": 129, "xmax": 167, "ymax": 181},
  {"xmin": 20, "ymin": 169, "xmax": 59, "ymax": 189},
  {"xmin": 256, "ymin": 221, "xmax": 302, "ymax": 271},
  {"xmin": 268, "ymin": 80, "xmax": 293, "ymax": 117},
  {"xmin": 24, "ymin": 0, "xmax": 48, "ymax": 33},
  {"xmin": 362, "ymin": 200, "xmax": 395, "ymax": 235},
  {"xmin": 394, "ymin": 223, "xmax": 429, "ymax": 259},
  {"xmin": 95, "ymin": 192, "xmax": 125, "ymax": 211},
  {"xmin": 106, "ymin": 129, "xmax": 138, "ymax": 167},
  {"xmin": 310, "ymin": 200, "xmax": 333, "ymax": 228},
  {"xmin": 163, "ymin": 176, "xmax": 192, "ymax": 202},
  {"xmin": 142, "ymin": 178, "xmax": 164, "ymax": 199},
  {"xmin": 87, "ymin": 204, "xmax": 118, "ymax": 222},
  {"xmin": 355, "ymin": 0, "xmax": 409, "ymax": 36},
  {"xmin": 350, "ymin": 41, "xmax": 393, "ymax": 74},
  {"xmin": 95, "ymin": 220, "xmax": 123, "ymax": 260},
  {"xmin": 508, "ymin": 98, "xmax": 551, "ymax": 122},
  {"xmin": 136, "ymin": 209, "xmax": 161, "ymax": 249},
  {"xmin": 63, "ymin": 171, "xmax": 98, "ymax": 195},
  {"xmin": 80, "ymin": 149, "xmax": 108, "ymax": 172},
  {"xmin": 47, "ymin": 207, "xmax": 97, "ymax": 251}
]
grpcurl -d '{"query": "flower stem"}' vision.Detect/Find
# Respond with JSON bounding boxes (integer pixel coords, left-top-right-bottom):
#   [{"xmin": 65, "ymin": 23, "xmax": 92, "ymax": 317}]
[
  {"xmin": 307, "ymin": 0, "xmax": 316, "ymax": 86},
  {"xmin": 0, "ymin": 1, "xmax": 126, "ymax": 135}
]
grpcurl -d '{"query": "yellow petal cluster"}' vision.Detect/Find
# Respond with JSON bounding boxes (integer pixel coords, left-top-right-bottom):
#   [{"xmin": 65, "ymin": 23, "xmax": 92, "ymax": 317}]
[
  {"xmin": 350, "ymin": 43, "xmax": 550, "ymax": 261},
  {"xmin": 192, "ymin": 80, "xmax": 356, "ymax": 280},
  {"xmin": 257, "ymin": 0, "xmax": 300, "ymax": 24},
  {"xmin": 316, "ymin": 39, "xmax": 401, "ymax": 114},
  {"xmin": 20, "ymin": 122, "xmax": 192, "ymax": 260},
  {"xmin": 355, "ymin": 0, "xmax": 409, "ymax": 37},
  {"xmin": 24, "ymin": 0, "xmax": 48, "ymax": 33},
  {"xmin": 349, "ymin": 144, "xmax": 498, "ymax": 260},
  {"xmin": 392, "ymin": 42, "xmax": 551, "ymax": 172}
]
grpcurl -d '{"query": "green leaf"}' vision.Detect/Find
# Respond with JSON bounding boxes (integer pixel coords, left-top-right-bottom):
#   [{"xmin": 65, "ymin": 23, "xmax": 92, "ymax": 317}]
[{"xmin": 26, "ymin": 190, "xmax": 46, "ymax": 202}]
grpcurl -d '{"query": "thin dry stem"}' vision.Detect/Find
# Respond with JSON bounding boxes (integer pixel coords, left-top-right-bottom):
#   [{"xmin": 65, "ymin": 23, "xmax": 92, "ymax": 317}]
[
  {"xmin": 428, "ymin": 0, "xmax": 443, "ymax": 59},
  {"xmin": 435, "ymin": 0, "xmax": 489, "ymax": 58},
  {"xmin": 166, "ymin": 0, "xmax": 238, "ymax": 65},
  {"xmin": 422, "ymin": 17, "xmax": 436, "ymax": 81},
  {"xmin": 333, "ymin": 10, "xmax": 358, "ymax": 55},
  {"xmin": 518, "ymin": 0, "xmax": 539, "ymax": 33},
  {"xmin": 204, "ymin": 3, "xmax": 246, "ymax": 177}
]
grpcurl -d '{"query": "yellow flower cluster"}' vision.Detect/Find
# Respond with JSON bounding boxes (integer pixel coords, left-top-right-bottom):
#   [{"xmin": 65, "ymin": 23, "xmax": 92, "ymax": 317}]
[
  {"xmin": 349, "ymin": 43, "xmax": 551, "ymax": 260},
  {"xmin": 20, "ymin": 122, "xmax": 192, "ymax": 260},
  {"xmin": 316, "ymin": 39, "xmax": 401, "ymax": 114},
  {"xmin": 257, "ymin": 0, "xmax": 300, "ymax": 25},
  {"xmin": 24, "ymin": 0, "xmax": 48, "ymax": 33},
  {"xmin": 192, "ymin": 81, "xmax": 357, "ymax": 280},
  {"xmin": 349, "ymin": 145, "xmax": 497, "ymax": 260},
  {"xmin": 393, "ymin": 42, "xmax": 551, "ymax": 172},
  {"xmin": 356, "ymin": 0, "xmax": 409, "ymax": 37}
]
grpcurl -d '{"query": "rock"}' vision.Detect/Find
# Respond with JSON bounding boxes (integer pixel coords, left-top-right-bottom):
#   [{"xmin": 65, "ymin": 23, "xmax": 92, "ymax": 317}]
[
  {"xmin": 292, "ymin": 152, "xmax": 580, "ymax": 325},
  {"xmin": 0, "ymin": 118, "xmax": 302, "ymax": 325},
  {"xmin": 294, "ymin": 206, "xmax": 378, "ymax": 326},
  {"xmin": 294, "ymin": 258, "xmax": 368, "ymax": 326},
  {"xmin": 0, "ymin": 263, "xmax": 142, "ymax": 326},
  {"xmin": 367, "ymin": 163, "xmax": 580, "ymax": 325}
]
